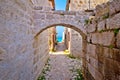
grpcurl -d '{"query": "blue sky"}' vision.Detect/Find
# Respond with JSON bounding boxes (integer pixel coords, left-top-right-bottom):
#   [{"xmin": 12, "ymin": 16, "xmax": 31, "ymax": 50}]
[
  {"xmin": 55, "ymin": 0, "xmax": 67, "ymax": 38},
  {"xmin": 55, "ymin": 0, "xmax": 67, "ymax": 11}
]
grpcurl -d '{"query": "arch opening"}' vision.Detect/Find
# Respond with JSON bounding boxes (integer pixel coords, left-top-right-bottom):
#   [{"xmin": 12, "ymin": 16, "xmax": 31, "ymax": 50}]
[
  {"xmin": 34, "ymin": 23, "xmax": 87, "ymax": 57},
  {"xmin": 35, "ymin": 23, "xmax": 86, "ymax": 39},
  {"xmin": 33, "ymin": 23, "xmax": 87, "ymax": 80}
]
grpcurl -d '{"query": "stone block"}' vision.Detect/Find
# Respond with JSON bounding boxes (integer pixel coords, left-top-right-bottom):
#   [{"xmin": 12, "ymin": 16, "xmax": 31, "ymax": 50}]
[
  {"xmin": 65, "ymin": 11, "xmax": 76, "ymax": 15},
  {"xmin": 89, "ymin": 56, "xmax": 98, "ymax": 69},
  {"xmin": 96, "ymin": 45, "xmax": 104, "ymax": 58},
  {"xmin": 94, "ymin": 3, "xmax": 109, "ymax": 19},
  {"xmin": 34, "ymin": 6, "xmax": 43, "ymax": 10},
  {"xmin": 106, "ymin": 13, "xmax": 120, "ymax": 29},
  {"xmin": 87, "ymin": 34, "xmax": 92, "ymax": 42},
  {"xmin": 33, "ymin": 13, "xmax": 45, "ymax": 19},
  {"xmin": 112, "ymin": 0, "xmax": 120, "ymax": 13},
  {"xmin": 116, "ymin": 31, "xmax": 120, "ymax": 48},
  {"xmin": 103, "ymin": 58, "xmax": 120, "ymax": 80},
  {"xmin": 108, "ymin": 2, "xmax": 116, "ymax": 16},
  {"xmin": 97, "ymin": 20, "xmax": 106, "ymax": 31},
  {"xmin": 46, "ymin": 14, "xmax": 55, "ymax": 19},
  {"xmin": 53, "ymin": 10, "xmax": 65, "ymax": 15},
  {"xmin": 86, "ymin": 24, "xmax": 97, "ymax": 33},
  {"xmin": 53, "ymin": 10, "xmax": 76, "ymax": 15},
  {"xmin": 91, "ymin": 31, "xmax": 115, "ymax": 46},
  {"xmin": 43, "ymin": 7, "xmax": 52, "ymax": 11},
  {"xmin": 104, "ymin": 47, "xmax": 112, "ymax": 58},
  {"xmin": 104, "ymin": 47, "xmax": 120, "ymax": 62},
  {"xmin": 87, "ymin": 44, "xmax": 97, "ymax": 59},
  {"xmin": 88, "ymin": 63, "xmax": 103, "ymax": 80},
  {"xmin": 112, "ymin": 49, "xmax": 120, "ymax": 62}
]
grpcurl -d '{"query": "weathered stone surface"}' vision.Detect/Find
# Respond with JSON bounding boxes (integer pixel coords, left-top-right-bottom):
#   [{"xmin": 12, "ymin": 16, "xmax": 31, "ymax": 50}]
[
  {"xmin": 108, "ymin": 1, "xmax": 116, "ymax": 16},
  {"xmin": 34, "ymin": 6, "xmax": 43, "ymax": 10},
  {"xmin": 91, "ymin": 32, "xmax": 115, "ymax": 46},
  {"xmin": 1, "ymin": 0, "xmax": 120, "ymax": 80},
  {"xmin": 87, "ymin": 44, "xmax": 97, "ymax": 59},
  {"xmin": 116, "ymin": 31, "xmax": 120, "ymax": 48},
  {"xmin": 70, "ymin": 30, "xmax": 83, "ymax": 58},
  {"xmin": 104, "ymin": 47, "xmax": 120, "ymax": 62},
  {"xmin": 53, "ymin": 10, "xmax": 76, "ymax": 15},
  {"xmin": 94, "ymin": 3, "xmax": 109, "ymax": 19},
  {"xmin": 0, "ymin": 47, "xmax": 7, "ymax": 61},
  {"xmin": 97, "ymin": 20, "xmax": 106, "ymax": 31},
  {"xmin": 87, "ymin": 33, "xmax": 92, "ymax": 42},
  {"xmin": 106, "ymin": 13, "xmax": 120, "ymax": 29},
  {"xmin": 88, "ymin": 63, "xmax": 103, "ymax": 80},
  {"xmin": 103, "ymin": 58, "xmax": 120, "ymax": 80},
  {"xmin": 33, "ymin": 13, "xmax": 45, "ymax": 19},
  {"xmin": 89, "ymin": 56, "xmax": 98, "ymax": 69},
  {"xmin": 46, "ymin": 14, "xmax": 55, "ymax": 19},
  {"xmin": 86, "ymin": 24, "xmax": 97, "ymax": 33},
  {"xmin": 112, "ymin": 0, "xmax": 120, "ymax": 13}
]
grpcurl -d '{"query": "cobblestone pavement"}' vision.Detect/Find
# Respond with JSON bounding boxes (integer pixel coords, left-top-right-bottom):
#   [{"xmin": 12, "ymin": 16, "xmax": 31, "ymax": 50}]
[{"xmin": 38, "ymin": 43, "xmax": 83, "ymax": 80}]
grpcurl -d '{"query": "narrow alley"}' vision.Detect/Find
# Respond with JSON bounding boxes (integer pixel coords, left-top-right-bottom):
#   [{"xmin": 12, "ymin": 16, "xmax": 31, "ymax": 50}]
[
  {"xmin": 38, "ymin": 43, "xmax": 83, "ymax": 80},
  {"xmin": 0, "ymin": 0, "xmax": 120, "ymax": 80}
]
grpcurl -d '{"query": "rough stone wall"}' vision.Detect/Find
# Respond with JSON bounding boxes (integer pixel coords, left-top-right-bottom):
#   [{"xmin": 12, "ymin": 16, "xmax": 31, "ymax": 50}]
[
  {"xmin": 0, "ymin": 0, "xmax": 34, "ymax": 80},
  {"xmin": 31, "ymin": 0, "xmax": 50, "ymax": 7},
  {"xmin": 69, "ymin": 0, "xmax": 109, "ymax": 11},
  {"xmin": 32, "ymin": 0, "xmax": 54, "ymax": 79},
  {"xmin": 0, "ymin": 0, "xmax": 50, "ymax": 80},
  {"xmin": 49, "ymin": 27, "xmax": 56, "ymax": 51},
  {"xmin": 84, "ymin": 0, "xmax": 120, "ymax": 80},
  {"xmin": 33, "ymin": 30, "xmax": 49, "ymax": 80},
  {"xmin": 67, "ymin": 0, "xmax": 85, "ymax": 58},
  {"xmin": 69, "ymin": 29, "xmax": 83, "ymax": 58}
]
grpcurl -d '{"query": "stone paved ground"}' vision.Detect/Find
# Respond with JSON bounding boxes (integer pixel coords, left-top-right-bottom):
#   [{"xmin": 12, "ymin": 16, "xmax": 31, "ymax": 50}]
[{"xmin": 38, "ymin": 43, "xmax": 83, "ymax": 80}]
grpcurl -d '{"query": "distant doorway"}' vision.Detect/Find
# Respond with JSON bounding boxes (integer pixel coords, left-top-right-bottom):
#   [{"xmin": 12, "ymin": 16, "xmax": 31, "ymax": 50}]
[{"xmin": 56, "ymin": 26, "xmax": 65, "ymax": 43}]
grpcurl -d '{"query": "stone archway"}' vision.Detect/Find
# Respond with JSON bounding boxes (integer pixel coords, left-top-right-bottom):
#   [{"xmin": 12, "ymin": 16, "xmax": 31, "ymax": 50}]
[
  {"xmin": 32, "ymin": 8, "xmax": 90, "ymax": 70},
  {"xmin": 31, "ymin": 9, "xmax": 92, "ymax": 79},
  {"xmin": 34, "ymin": 23, "xmax": 86, "ymax": 39},
  {"xmin": 32, "ymin": 9, "xmax": 93, "ymax": 38},
  {"xmin": 33, "ymin": 22, "xmax": 88, "ymax": 79}
]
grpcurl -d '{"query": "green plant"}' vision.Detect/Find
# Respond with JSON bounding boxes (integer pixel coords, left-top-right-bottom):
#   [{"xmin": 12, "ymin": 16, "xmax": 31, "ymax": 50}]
[
  {"xmin": 99, "ymin": 30, "xmax": 104, "ymax": 33},
  {"xmin": 102, "ymin": 13, "xmax": 109, "ymax": 19},
  {"xmin": 50, "ymin": 48, "xmax": 56, "ymax": 52},
  {"xmin": 75, "ymin": 69, "xmax": 84, "ymax": 80},
  {"xmin": 84, "ymin": 18, "xmax": 92, "ymax": 25},
  {"xmin": 37, "ymin": 58, "xmax": 51, "ymax": 80},
  {"xmin": 60, "ymin": 13, "xmax": 64, "ymax": 16},
  {"xmin": 109, "ymin": 45, "xmax": 114, "ymax": 49},
  {"xmin": 49, "ymin": 40, "xmax": 51, "ymax": 45},
  {"xmin": 84, "ymin": 19, "xmax": 89, "ymax": 25},
  {"xmin": 114, "ymin": 29, "xmax": 119, "ymax": 36},
  {"xmin": 37, "ymin": 75, "xmax": 45, "ymax": 80},
  {"xmin": 67, "ymin": 54, "xmax": 76, "ymax": 59}
]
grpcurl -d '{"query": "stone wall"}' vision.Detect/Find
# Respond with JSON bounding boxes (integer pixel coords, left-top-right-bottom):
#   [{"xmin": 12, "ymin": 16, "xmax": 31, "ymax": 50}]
[
  {"xmin": 33, "ymin": 30, "xmax": 49, "ymax": 80},
  {"xmin": 66, "ymin": 0, "xmax": 88, "ymax": 58},
  {"xmin": 0, "ymin": 0, "xmax": 50, "ymax": 80},
  {"xmin": 68, "ymin": 0, "xmax": 109, "ymax": 11},
  {"xmin": 69, "ymin": 29, "xmax": 83, "ymax": 58},
  {"xmin": 0, "ymin": 0, "xmax": 34, "ymax": 80},
  {"xmin": 84, "ymin": 0, "xmax": 120, "ymax": 80},
  {"xmin": 0, "ymin": 0, "xmax": 120, "ymax": 80},
  {"xmin": 32, "ymin": 0, "xmax": 54, "ymax": 79}
]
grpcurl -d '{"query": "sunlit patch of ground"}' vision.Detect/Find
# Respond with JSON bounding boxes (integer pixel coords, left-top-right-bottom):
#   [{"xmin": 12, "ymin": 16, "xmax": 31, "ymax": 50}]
[{"xmin": 49, "ymin": 50, "xmax": 70, "ymax": 55}]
